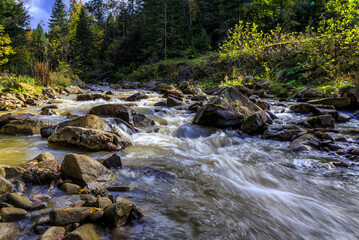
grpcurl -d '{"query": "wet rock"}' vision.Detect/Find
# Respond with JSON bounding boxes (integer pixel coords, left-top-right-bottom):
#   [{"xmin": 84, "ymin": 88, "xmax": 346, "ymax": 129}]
[
  {"xmin": 40, "ymin": 226, "xmax": 66, "ymax": 240},
  {"xmin": 308, "ymin": 97, "xmax": 351, "ymax": 109},
  {"xmin": 22, "ymin": 167, "xmax": 58, "ymax": 184},
  {"xmin": 101, "ymin": 154, "xmax": 122, "ymax": 169},
  {"xmin": 114, "ymin": 118, "xmax": 137, "ymax": 133},
  {"xmin": 31, "ymin": 202, "xmax": 48, "ymax": 211},
  {"xmin": 289, "ymin": 103, "xmax": 324, "ymax": 116},
  {"xmin": 41, "ymin": 108, "xmax": 57, "ymax": 116},
  {"xmin": 7, "ymin": 193, "xmax": 33, "ymax": 210},
  {"xmin": 48, "ymin": 126, "xmax": 132, "ymax": 151},
  {"xmin": 34, "ymin": 152, "xmax": 56, "ymax": 162},
  {"xmin": 61, "ymin": 154, "xmax": 114, "ymax": 186},
  {"xmin": 63, "ymin": 223, "xmax": 102, "ymax": 240},
  {"xmin": 97, "ymin": 197, "xmax": 112, "ymax": 209},
  {"xmin": 0, "ymin": 93, "xmax": 25, "ymax": 110},
  {"xmin": 188, "ymin": 101, "xmax": 204, "ymax": 113},
  {"xmin": 307, "ymin": 115, "xmax": 334, "ymax": 128},
  {"xmin": 132, "ymin": 114, "xmax": 155, "ymax": 127},
  {"xmin": 0, "ymin": 113, "xmax": 35, "ymax": 129},
  {"xmin": 89, "ymin": 104, "xmax": 130, "ymax": 117},
  {"xmin": 0, "ymin": 167, "xmax": 5, "ymax": 178},
  {"xmin": 263, "ymin": 124, "xmax": 302, "ymax": 141},
  {"xmin": 0, "ymin": 222, "xmax": 18, "ymax": 239},
  {"xmin": 110, "ymin": 84, "xmax": 121, "ymax": 90},
  {"xmin": 255, "ymin": 100, "xmax": 270, "ymax": 111},
  {"xmin": 154, "ymin": 101, "xmax": 167, "ymax": 107},
  {"xmin": 337, "ymin": 113, "xmax": 351, "ymax": 123},
  {"xmin": 0, "ymin": 119, "xmax": 53, "ymax": 135},
  {"xmin": 127, "ymin": 92, "xmax": 149, "ymax": 101},
  {"xmin": 42, "ymin": 87, "xmax": 58, "ymax": 98},
  {"xmin": 61, "ymin": 183, "xmax": 81, "ymax": 195},
  {"xmin": 0, "ymin": 176, "xmax": 12, "ymax": 194},
  {"xmin": 41, "ymin": 115, "xmax": 120, "ymax": 138},
  {"xmin": 76, "ymin": 93, "xmax": 111, "ymax": 101},
  {"xmin": 291, "ymin": 87, "xmax": 325, "ymax": 101},
  {"xmin": 104, "ymin": 198, "xmax": 133, "ymax": 226},
  {"xmin": 0, "ymin": 207, "xmax": 28, "ymax": 221},
  {"xmin": 49, "ymin": 207, "xmax": 92, "ymax": 226},
  {"xmin": 167, "ymin": 96, "xmax": 183, "ymax": 107},
  {"xmin": 107, "ymin": 185, "xmax": 134, "ymax": 192},
  {"xmin": 289, "ymin": 134, "xmax": 321, "ymax": 151},
  {"xmin": 241, "ymin": 111, "xmax": 268, "ymax": 134},
  {"xmin": 130, "ymin": 204, "xmax": 144, "ymax": 221},
  {"xmin": 64, "ymin": 86, "xmax": 86, "ymax": 94},
  {"xmin": 343, "ymin": 87, "xmax": 359, "ymax": 108},
  {"xmin": 156, "ymin": 83, "xmax": 175, "ymax": 93},
  {"xmin": 233, "ymin": 85, "xmax": 252, "ymax": 97},
  {"xmin": 193, "ymin": 87, "xmax": 262, "ymax": 127},
  {"xmin": 0, "ymin": 165, "xmax": 25, "ymax": 179}
]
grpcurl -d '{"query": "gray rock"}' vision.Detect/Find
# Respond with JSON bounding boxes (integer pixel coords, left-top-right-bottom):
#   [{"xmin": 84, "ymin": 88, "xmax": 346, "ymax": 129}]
[
  {"xmin": 61, "ymin": 183, "xmax": 81, "ymax": 195},
  {"xmin": 289, "ymin": 134, "xmax": 321, "ymax": 151},
  {"xmin": 0, "ymin": 176, "xmax": 12, "ymax": 194},
  {"xmin": 77, "ymin": 93, "xmax": 111, "ymax": 101},
  {"xmin": 241, "ymin": 111, "xmax": 268, "ymax": 134},
  {"xmin": 0, "ymin": 119, "xmax": 53, "ymax": 135},
  {"xmin": 7, "ymin": 193, "xmax": 33, "ymax": 210},
  {"xmin": 307, "ymin": 115, "xmax": 335, "ymax": 128},
  {"xmin": 104, "ymin": 198, "xmax": 133, "ymax": 226},
  {"xmin": 263, "ymin": 124, "xmax": 302, "ymax": 141},
  {"xmin": 0, "ymin": 165, "xmax": 25, "ymax": 179},
  {"xmin": 41, "ymin": 226, "xmax": 66, "ymax": 240},
  {"xmin": 0, "ymin": 222, "xmax": 18, "ymax": 239},
  {"xmin": 50, "ymin": 207, "xmax": 92, "ymax": 226},
  {"xmin": 102, "ymin": 154, "xmax": 122, "ymax": 169},
  {"xmin": 63, "ymin": 224, "xmax": 102, "ymax": 240},
  {"xmin": 0, "ymin": 207, "xmax": 28, "ymax": 221}
]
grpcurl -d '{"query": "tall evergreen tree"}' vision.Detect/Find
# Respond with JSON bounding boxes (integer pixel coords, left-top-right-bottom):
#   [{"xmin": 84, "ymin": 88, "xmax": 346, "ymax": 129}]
[{"xmin": 49, "ymin": 0, "xmax": 68, "ymax": 40}]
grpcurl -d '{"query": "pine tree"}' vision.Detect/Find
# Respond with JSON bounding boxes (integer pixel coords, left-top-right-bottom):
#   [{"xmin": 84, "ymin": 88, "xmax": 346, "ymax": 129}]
[{"xmin": 49, "ymin": 0, "xmax": 68, "ymax": 40}]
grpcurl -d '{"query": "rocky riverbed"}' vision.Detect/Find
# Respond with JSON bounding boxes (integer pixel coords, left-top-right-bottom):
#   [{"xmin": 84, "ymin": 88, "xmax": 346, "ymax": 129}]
[{"xmin": 0, "ymin": 81, "xmax": 359, "ymax": 239}]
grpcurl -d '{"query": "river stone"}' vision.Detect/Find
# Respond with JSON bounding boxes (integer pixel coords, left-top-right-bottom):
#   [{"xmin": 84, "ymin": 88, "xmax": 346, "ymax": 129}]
[
  {"xmin": 337, "ymin": 113, "xmax": 351, "ymax": 123},
  {"xmin": 307, "ymin": 115, "xmax": 334, "ymax": 128},
  {"xmin": 343, "ymin": 87, "xmax": 359, "ymax": 108},
  {"xmin": 61, "ymin": 183, "xmax": 81, "ymax": 195},
  {"xmin": 41, "ymin": 108, "xmax": 57, "ymax": 116},
  {"xmin": 7, "ymin": 193, "xmax": 33, "ymax": 210},
  {"xmin": 42, "ymin": 87, "xmax": 58, "ymax": 98},
  {"xmin": 0, "ymin": 207, "xmax": 28, "ymax": 221},
  {"xmin": 89, "ymin": 104, "xmax": 131, "ymax": 117},
  {"xmin": 41, "ymin": 226, "xmax": 66, "ymax": 240},
  {"xmin": 63, "ymin": 223, "xmax": 102, "ymax": 240},
  {"xmin": 233, "ymin": 85, "xmax": 252, "ymax": 97},
  {"xmin": 97, "ymin": 197, "xmax": 113, "ymax": 209},
  {"xmin": 41, "ymin": 114, "xmax": 119, "ymax": 138},
  {"xmin": 167, "ymin": 96, "xmax": 183, "ymax": 107},
  {"xmin": 50, "ymin": 207, "xmax": 93, "ymax": 226},
  {"xmin": 34, "ymin": 152, "xmax": 56, "ymax": 162},
  {"xmin": 101, "ymin": 154, "xmax": 122, "ymax": 169},
  {"xmin": 263, "ymin": 124, "xmax": 302, "ymax": 141},
  {"xmin": 0, "ymin": 113, "xmax": 35, "ymax": 129},
  {"xmin": 289, "ymin": 103, "xmax": 324, "ymax": 116},
  {"xmin": 48, "ymin": 126, "xmax": 132, "ymax": 151},
  {"xmin": 289, "ymin": 134, "xmax": 321, "ymax": 151},
  {"xmin": 240, "ymin": 111, "xmax": 268, "ymax": 134},
  {"xmin": 0, "ymin": 176, "xmax": 12, "ymax": 194},
  {"xmin": 193, "ymin": 87, "xmax": 262, "ymax": 127},
  {"xmin": 104, "ymin": 198, "xmax": 133, "ymax": 226},
  {"xmin": 61, "ymin": 153, "xmax": 114, "ymax": 185},
  {"xmin": 0, "ymin": 165, "xmax": 25, "ymax": 179},
  {"xmin": 0, "ymin": 119, "xmax": 54, "ymax": 135},
  {"xmin": 308, "ymin": 97, "xmax": 351, "ymax": 109},
  {"xmin": 127, "ymin": 92, "xmax": 149, "ymax": 101},
  {"xmin": 76, "ymin": 93, "xmax": 111, "ymax": 101},
  {"xmin": 0, "ymin": 222, "xmax": 18, "ymax": 239},
  {"xmin": 64, "ymin": 86, "xmax": 86, "ymax": 94},
  {"xmin": 291, "ymin": 87, "xmax": 325, "ymax": 101},
  {"xmin": 0, "ymin": 167, "xmax": 5, "ymax": 178}
]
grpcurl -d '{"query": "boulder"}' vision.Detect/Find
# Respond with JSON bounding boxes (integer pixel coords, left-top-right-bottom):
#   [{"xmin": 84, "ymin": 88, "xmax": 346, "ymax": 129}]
[
  {"xmin": 7, "ymin": 193, "xmax": 33, "ymax": 210},
  {"xmin": 41, "ymin": 108, "xmax": 57, "ymax": 116},
  {"xmin": 343, "ymin": 87, "xmax": 359, "ymax": 108},
  {"xmin": 289, "ymin": 103, "xmax": 324, "ymax": 116},
  {"xmin": 76, "ymin": 93, "xmax": 111, "ymax": 101},
  {"xmin": 104, "ymin": 198, "xmax": 133, "ymax": 226},
  {"xmin": 41, "ymin": 226, "xmax": 66, "ymax": 240},
  {"xmin": 127, "ymin": 92, "xmax": 149, "ymax": 101},
  {"xmin": 240, "ymin": 111, "xmax": 268, "ymax": 134},
  {"xmin": 61, "ymin": 153, "xmax": 114, "ymax": 185},
  {"xmin": 132, "ymin": 114, "xmax": 155, "ymax": 127},
  {"xmin": 0, "ymin": 165, "xmax": 25, "ymax": 179},
  {"xmin": 49, "ymin": 207, "xmax": 92, "ymax": 226},
  {"xmin": 71, "ymin": 79, "xmax": 88, "ymax": 89},
  {"xmin": 337, "ymin": 113, "xmax": 351, "ymax": 123},
  {"xmin": 233, "ymin": 85, "xmax": 252, "ymax": 97},
  {"xmin": 42, "ymin": 87, "xmax": 58, "ymax": 98},
  {"xmin": 13, "ymin": 82, "xmax": 35, "ymax": 92},
  {"xmin": 167, "ymin": 97, "xmax": 183, "ymax": 107},
  {"xmin": 0, "ymin": 222, "xmax": 18, "ymax": 239},
  {"xmin": 308, "ymin": 97, "xmax": 351, "ymax": 109},
  {"xmin": 0, "ymin": 113, "xmax": 34, "ymax": 129},
  {"xmin": 0, "ymin": 207, "xmax": 28, "ymax": 221},
  {"xmin": 255, "ymin": 100, "xmax": 270, "ymax": 111},
  {"xmin": 291, "ymin": 87, "xmax": 325, "ymax": 101},
  {"xmin": 0, "ymin": 93, "xmax": 25, "ymax": 110},
  {"xmin": 64, "ymin": 86, "xmax": 86, "ymax": 94},
  {"xmin": 48, "ymin": 127, "xmax": 132, "ymax": 151},
  {"xmin": 61, "ymin": 183, "xmax": 81, "ymax": 195},
  {"xmin": 193, "ymin": 87, "xmax": 262, "ymax": 127},
  {"xmin": 101, "ymin": 154, "xmax": 122, "ymax": 169},
  {"xmin": 0, "ymin": 167, "xmax": 5, "ymax": 178},
  {"xmin": 0, "ymin": 119, "xmax": 53, "ymax": 135},
  {"xmin": 63, "ymin": 224, "xmax": 101, "ymax": 240},
  {"xmin": 263, "ymin": 124, "xmax": 302, "ymax": 141},
  {"xmin": 110, "ymin": 84, "xmax": 121, "ymax": 90},
  {"xmin": 0, "ymin": 176, "xmax": 12, "ymax": 194},
  {"xmin": 89, "ymin": 104, "xmax": 130, "ymax": 117},
  {"xmin": 34, "ymin": 152, "xmax": 56, "ymax": 162},
  {"xmin": 307, "ymin": 115, "xmax": 335, "ymax": 128},
  {"xmin": 41, "ymin": 115, "xmax": 119, "ymax": 138},
  {"xmin": 289, "ymin": 134, "xmax": 321, "ymax": 151}
]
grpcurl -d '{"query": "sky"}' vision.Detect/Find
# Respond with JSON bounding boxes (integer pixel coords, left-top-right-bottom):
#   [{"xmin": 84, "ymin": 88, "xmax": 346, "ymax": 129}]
[{"xmin": 27, "ymin": 0, "xmax": 89, "ymax": 30}]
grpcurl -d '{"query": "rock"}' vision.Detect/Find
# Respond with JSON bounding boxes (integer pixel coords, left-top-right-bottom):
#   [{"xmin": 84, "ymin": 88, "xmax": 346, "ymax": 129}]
[
  {"xmin": 255, "ymin": 100, "xmax": 270, "ymax": 111},
  {"xmin": 42, "ymin": 87, "xmax": 58, "ymax": 98},
  {"xmin": 61, "ymin": 153, "xmax": 114, "ymax": 186},
  {"xmin": 0, "ymin": 119, "xmax": 53, "ymax": 135},
  {"xmin": 193, "ymin": 87, "xmax": 262, "ymax": 127},
  {"xmin": 130, "ymin": 204, "xmax": 144, "ymax": 221},
  {"xmin": 0, "ymin": 167, "xmax": 5, "ymax": 178},
  {"xmin": 41, "ymin": 115, "xmax": 120, "ymax": 138},
  {"xmin": 71, "ymin": 79, "xmax": 88, "ymax": 89},
  {"xmin": 189, "ymin": 101, "xmax": 204, "ymax": 113},
  {"xmin": 7, "ymin": 193, "xmax": 33, "ymax": 210},
  {"xmin": 343, "ymin": 87, "xmax": 359, "ymax": 108},
  {"xmin": 0, "ymin": 176, "xmax": 12, "ymax": 194},
  {"xmin": 31, "ymin": 202, "xmax": 48, "ymax": 211},
  {"xmin": 167, "ymin": 96, "xmax": 183, "ymax": 107},
  {"xmin": 41, "ymin": 108, "xmax": 57, "ymax": 116},
  {"xmin": 240, "ymin": 111, "xmax": 268, "ymax": 134},
  {"xmin": 0, "ymin": 113, "xmax": 34, "ymax": 129},
  {"xmin": 64, "ymin": 86, "xmax": 86, "ymax": 94},
  {"xmin": 263, "ymin": 124, "xmax": 302, "ymax": 141},
  {"xmin": 63, "ymin": 223, "xmax": 101, "ymax": 240},
  {"xmin": 178, "ymin": 80, "xmax": 190, "ymax": 89},
  {"xmin": 40, "ymin": 226, "xmax": 66, "ymax": 240},
  {"xmin": 49, "ymin": 207, "xmax": 92, "ymax": 226},
  {"xmin": 308, "ymin": 97, "xmax": 351, "ymax": 109},
  {"xmin": 104, "ymin": 198, "xmax": 133, "ymax": 226},
  {"xmin": 0, "ymin": 207, "xmax": 28, "ymax": 221},
  {"xmin": 76, "ymin": 93, "xmax": 111, "ymax": 101},
  {"xmin": 34, "ymin": 152, "xmax": 56, "ymax": 162},
  {"xmin": 110, "ymin": 84, "xmax": 121, "ymax": 90},
  {"xmin": 0, "ymin": 165, "xmax": 25, "ymax": 179},
  {"xmin": 289, "ymin": 103, "xmax": 324, "ymax": 116},
  {"xmin": 337, "ymin": 113, "xmax": 351, "ymax": 123},
  {"xmin": 307, "ymin": 115, "xmax": 334, "ymax": 128},
  {"xmin": 127, "ymin": 92, "xmax": 149, "ymax": 101},
  {"xmin": 0, "ymin": 93, "xmax": 25, "ymax": 111},
  {"xmin": 156, "ymin": 83, "xmax": 174, "ymax": 92},
  {"xmin": 102, "ymin": 154, "xmax": 122, "ymax": 169},
  {"xmin": 132, "ymin": 114, "xmax": 155, "ymax": 127},
  {"xmin": 114, "ymin": 118, "xmax": 138, "ymax": 133},
  {"xmin": 89, "ymin": 104, "xmax": 130, "ymax": 117},
  {"xmin": 0, "ymin": 222, "xmax": 18, "ymax": 239},
  {"xmin": 13, "ymin": 82, "xmax": 35, "ymax": 92},
  {"xmin": 48, "ymin": 126, "xmax": 132, "ymax": 151},
  {"xmin": 233, "ymin": 85, "xmax": 252, "ymax": 97},
  {"xmin": 289, "ymin": 134, "xmax": 321, "ymax": 151},
  {"xmin": 61, "ymin": 183, "xmax": 81, "ymax": 195},
  {"xmin": 97, "ymin": 197, "xmax": 112, "ymax": 209},
  {"xmin": 291, "ymin": 87, "xmax": 325, "ymax": 101},
  {"xmin": 107, "ymin": 185, "xmax": 134, "ymax": 192}
]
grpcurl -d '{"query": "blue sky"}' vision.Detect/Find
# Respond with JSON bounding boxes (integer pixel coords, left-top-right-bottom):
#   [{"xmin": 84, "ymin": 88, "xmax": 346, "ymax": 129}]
[{"xmin": 27, "ymin": 0, "xmax": 89, "ymax": 30}]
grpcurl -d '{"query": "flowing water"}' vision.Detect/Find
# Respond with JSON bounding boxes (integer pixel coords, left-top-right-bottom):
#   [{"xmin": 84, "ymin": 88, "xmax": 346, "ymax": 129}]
[{"xmin": 1, "ymin": 87, "xmax": 359, "ymax": 240}]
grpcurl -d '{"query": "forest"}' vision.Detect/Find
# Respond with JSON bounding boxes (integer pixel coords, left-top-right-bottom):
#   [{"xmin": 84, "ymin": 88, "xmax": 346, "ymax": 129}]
[{"xmin": 0, "ymin": 0, "xmax": 358, "ymax": 92}]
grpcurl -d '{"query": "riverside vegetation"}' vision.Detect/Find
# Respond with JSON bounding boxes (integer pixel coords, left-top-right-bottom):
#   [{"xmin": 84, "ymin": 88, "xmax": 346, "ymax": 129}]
[{"xmin": 1, "ymin": 0, "xmax": 359, "ymax": 239}]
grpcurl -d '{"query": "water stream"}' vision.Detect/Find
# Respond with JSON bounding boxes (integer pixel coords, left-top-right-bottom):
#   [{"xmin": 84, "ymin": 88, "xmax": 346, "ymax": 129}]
[{"xmin": 1, "ymin": 87, "xmax": 359, "ymax": 239}]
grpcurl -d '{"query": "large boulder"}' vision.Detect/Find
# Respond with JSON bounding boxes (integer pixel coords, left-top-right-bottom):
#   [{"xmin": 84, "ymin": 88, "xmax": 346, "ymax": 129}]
[
  {"xmin": 0, "ymin": 176, "xmax": 13, "ymax": 195},
  {"xmin": 89, "ymin": 104, "xmax": 130, "ymax": 117},
  {"xmin": 307, "ymin": 97, "xmax": 351, "ymax": 109},
  {"xmin": 193, "ymin": 87, "xmax": 262, "ymax": 127},
  {"xmin": 0, "ymin": 207, "xmax": 28, "ymax": 221},
  {"xmin": 263, "ymin": 124, "xmax": 302, "ymax": 141},
  {"xmin": 0, "ymin": 119, "xmax": 53, "ymax": 135},
  {"xmin": 289, "ymin": 134, "xmax": 321, "ymax": 151},
  {"xmin": 0, "ymin": 113, "xmax": 34, "ymax": 129},
  {"xmin": 343, "ymin": 87, "xmax": 359, "ymax": 108},
  {"xmin": 289, "ymin": 103, "xmax": 324, "ymax": 116},
  {"xmin": 63, "ymin": 224, "xmax": 102, "ymax": 240},
  {"xmin": 61, "ymin": 153, "xmax": 114, "ymax": 185},
  {"xmin": 41, "ymin": 115, "xmax": 119, "ymax": 138},
  {"xmin": 240, "ymin": 111, "xmax": 268, "ymax": 134},
  {"xmin": 104, "ymin": 198, "xmax": 133, "ymax": 226},
  {"xmin": 76, "ymin": 93, "xmax": 111, "ymax": 101},
  {"xmin": 307, "ymin": 115, "xmax": 335, "ymax": 128},
  {"xmin": 50, "ymin": 207, "xmax": 93, "ymax": 226},
  {"xmin": 48, "ymin": 127, "xmax": 132, "ymax": 151}
]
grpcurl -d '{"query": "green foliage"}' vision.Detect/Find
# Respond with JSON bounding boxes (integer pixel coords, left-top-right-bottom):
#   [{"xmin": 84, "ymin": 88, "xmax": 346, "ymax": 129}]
[{"xmin": 0, "ymin": 25, "xmax": 13, "ymax": 65}]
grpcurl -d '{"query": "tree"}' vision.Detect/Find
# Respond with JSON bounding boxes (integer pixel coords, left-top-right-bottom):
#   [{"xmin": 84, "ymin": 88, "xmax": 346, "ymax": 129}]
[
  {"xmin": 0, "ymin": 25, "xmax": 14, "ymax": 66},
  {"xmin": 49, "ymin": 0, "xmax": 68, "ymax": 40}
]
